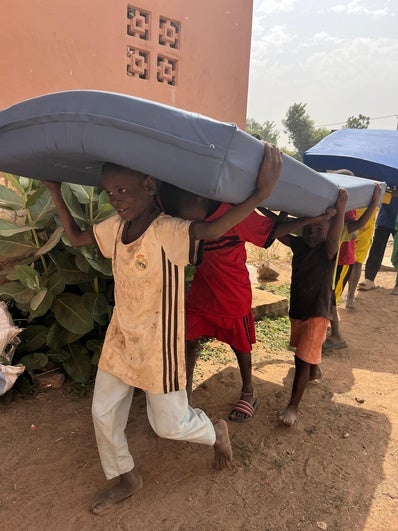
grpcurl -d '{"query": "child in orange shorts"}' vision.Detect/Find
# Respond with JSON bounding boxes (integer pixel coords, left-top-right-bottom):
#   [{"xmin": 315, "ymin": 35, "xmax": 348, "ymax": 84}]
[{"xmin": 277, "ymin": 189, "xmax": 348, "ymax": 426}]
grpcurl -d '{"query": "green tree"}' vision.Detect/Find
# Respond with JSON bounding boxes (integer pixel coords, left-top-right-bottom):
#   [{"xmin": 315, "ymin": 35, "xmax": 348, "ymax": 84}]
[
  {"xmin": 343, "ymin": 113, "xmax": 370, "ymax": 129},
  {"xmin": 282, "ymin": 103, "xmax": 330, "ymax": 160},
  {"xmin": 246, "ymin": 117, "xmax": 280, "ymax": 145}
]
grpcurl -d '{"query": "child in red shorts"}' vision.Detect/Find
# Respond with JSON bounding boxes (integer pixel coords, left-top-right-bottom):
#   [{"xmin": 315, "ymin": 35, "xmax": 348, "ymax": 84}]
[
  {"xmin": 158, "ymin": 183, "xmax": 339, "ymax": 422},
  {"xmin": 277, "ymin": 189, "xmax": 347, "ymax": 426}
]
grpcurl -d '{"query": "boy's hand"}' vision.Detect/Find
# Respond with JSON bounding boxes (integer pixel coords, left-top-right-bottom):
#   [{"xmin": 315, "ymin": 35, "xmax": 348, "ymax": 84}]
[
  {"xmin": 255, "ymin": 142, "xmax": 283, "ymax": 201},
  {"xmin": 335, "ymin": 187, "xmax": 348, "ymax": 211}
]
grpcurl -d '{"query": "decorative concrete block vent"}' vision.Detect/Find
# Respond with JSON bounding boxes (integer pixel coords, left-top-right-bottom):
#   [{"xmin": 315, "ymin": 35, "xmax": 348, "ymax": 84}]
[{"xmin": 126, "ymin": 5, "xmax": 180, "ymax": 85}]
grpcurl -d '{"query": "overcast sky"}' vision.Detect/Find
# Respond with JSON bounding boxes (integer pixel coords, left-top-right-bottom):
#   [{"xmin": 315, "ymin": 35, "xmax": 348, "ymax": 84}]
[{"xmin": 247, "ymin": 0, "xmax": 398, "ymax": 146}]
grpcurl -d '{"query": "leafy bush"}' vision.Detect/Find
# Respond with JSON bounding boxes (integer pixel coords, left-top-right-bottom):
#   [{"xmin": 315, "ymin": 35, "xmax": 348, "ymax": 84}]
[{"xmin": 0, "ymin": 175, "xmax": 115, "ymax": 387}]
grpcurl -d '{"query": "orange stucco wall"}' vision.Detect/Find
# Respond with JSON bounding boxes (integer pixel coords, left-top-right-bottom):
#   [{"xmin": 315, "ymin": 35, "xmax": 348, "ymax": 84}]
[{"xmin": 0, "ymin": 1, "xmax": 252, "ymax": 128}]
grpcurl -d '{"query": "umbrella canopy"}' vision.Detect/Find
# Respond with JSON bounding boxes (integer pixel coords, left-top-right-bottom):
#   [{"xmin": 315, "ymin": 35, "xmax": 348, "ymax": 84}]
[{"xmin": 304, "ymin": 129, "xmax": 398, "ymax": 187}]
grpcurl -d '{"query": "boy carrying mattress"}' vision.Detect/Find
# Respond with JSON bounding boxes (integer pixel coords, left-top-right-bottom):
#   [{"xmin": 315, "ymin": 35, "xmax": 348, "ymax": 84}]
[
  {"xmin": 45, "ymin": 142, "xmax": 281, "ymax": 514},
  {"xmin": 158, "ymin": 182, "xmax": 343, "ymax": 423},
  {"xmin": 277, "ymin": 189, "xmax": 347, "ymax": 425}
]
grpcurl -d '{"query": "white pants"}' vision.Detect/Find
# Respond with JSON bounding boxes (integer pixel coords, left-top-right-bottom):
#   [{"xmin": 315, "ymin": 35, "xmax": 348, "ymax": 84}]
[{"xmin": 92, "ymin": 369, "xmax": 216, "ymax": 479}]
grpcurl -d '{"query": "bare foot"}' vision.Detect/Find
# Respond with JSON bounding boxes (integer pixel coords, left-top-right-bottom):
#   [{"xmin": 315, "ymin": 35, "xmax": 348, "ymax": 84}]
[
  {"xmin": 345, "ymin": 297, "xmax": 355, "ymax": 309},
  {"xmin": 310, "ymin": 365, "xmax": 322, "ymax": 381},
  {"xmin": 90, "ymin": 468, "xmax": 143, "ymax": 514},
  {"xmin": 279, "ymin": 405, "xmax": 298, "ymax": 426},
  {"xmin": 213, "ymin": 419, "xmax": 233, "ymax": 469}
]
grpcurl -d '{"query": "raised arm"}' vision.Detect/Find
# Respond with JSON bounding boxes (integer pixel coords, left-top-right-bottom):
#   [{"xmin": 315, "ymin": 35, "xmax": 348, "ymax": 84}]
[
  {"xmin": 326, "ymin": 188, "xmax": 348, "ymax": 260},
  {"xmin": 346, "ymin": 184, "xmax": 381, "ymax": 233},
  {"xmin": 191, "ymin": 142, "xmax": 282, "ymax": 240},
  {"xmin": 45, "ymin": 181, "xmax": 96, "ymax": 247},
  {"xmin": 272, "ymin": 208, "xmax": 337, "ymax": 239}
]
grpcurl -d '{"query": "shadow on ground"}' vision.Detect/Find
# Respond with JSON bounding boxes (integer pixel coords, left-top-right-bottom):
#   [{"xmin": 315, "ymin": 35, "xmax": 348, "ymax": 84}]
[{"xmin": 0, "ymin": 365, "xmax": 391, "ymax": 531}]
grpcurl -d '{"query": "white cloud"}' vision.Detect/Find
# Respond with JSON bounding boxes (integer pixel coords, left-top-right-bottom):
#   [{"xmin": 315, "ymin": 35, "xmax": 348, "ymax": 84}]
[
  {"xmin": 329, "ymin": 0, "xmax": 390, "ymax": 17},
  {"xmin": 255, "ymin": 0, "xmax": 297, "ymax": 16},
  {"xmin": 310, "ymin": 32, "xmax": 344, "ymax": 45},
  {"xmin": 253, "ymin": 24, "xmax": 294, "ymax": 50},
  {"xmin": 302, "ymin": 37, "xmax": 398, "ymax": 85}
]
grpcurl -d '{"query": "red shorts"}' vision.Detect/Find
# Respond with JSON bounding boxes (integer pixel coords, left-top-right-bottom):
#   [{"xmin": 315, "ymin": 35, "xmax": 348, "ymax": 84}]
[
  {"xmin": 186, "ymin": 311, "xmax": 255, "ymax": 353},
  {"xmin": 290, "ymin": 317, "xmax": 329, "ymax": 365}
]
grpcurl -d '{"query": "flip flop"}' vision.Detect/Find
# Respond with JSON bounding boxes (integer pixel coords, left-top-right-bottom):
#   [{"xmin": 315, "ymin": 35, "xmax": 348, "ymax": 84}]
[{"xmin": 228, "ymin": 397, "xmax": 258, "ymax": 423}]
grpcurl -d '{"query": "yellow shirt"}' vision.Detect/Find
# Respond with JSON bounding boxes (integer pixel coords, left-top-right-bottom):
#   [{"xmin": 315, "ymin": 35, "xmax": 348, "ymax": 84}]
[
  {"xmin": 354, "ymin": 207, "xmax": 377, "ymax": 263},
  {"xmin": 93, "ymin": 213, "xmax": 196, "ymax": 394}
]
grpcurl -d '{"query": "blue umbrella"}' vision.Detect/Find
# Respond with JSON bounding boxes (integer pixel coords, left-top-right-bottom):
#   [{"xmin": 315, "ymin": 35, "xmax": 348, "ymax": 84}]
[{"xmin": 304, "ymin": 129, "xmax": 398, "ymax": 187}]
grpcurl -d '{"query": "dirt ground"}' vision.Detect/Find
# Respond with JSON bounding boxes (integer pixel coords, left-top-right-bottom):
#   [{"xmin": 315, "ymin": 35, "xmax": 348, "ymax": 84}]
[{"xmin": 1, "ymin": 241, "xmax": 397, "ymax": 531}]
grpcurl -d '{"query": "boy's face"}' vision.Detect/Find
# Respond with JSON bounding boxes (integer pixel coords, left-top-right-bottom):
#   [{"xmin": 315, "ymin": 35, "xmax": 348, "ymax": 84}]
[
  {"xmin": 102, "ymin": 167, "xmax": 156, "ymax": 221},
  {"xmin": 303, "ymin": 221, "xmax": 329, "ymax": 247}
]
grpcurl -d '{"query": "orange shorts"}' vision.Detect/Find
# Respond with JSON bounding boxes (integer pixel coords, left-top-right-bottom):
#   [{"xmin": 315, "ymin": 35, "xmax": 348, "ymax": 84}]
[{"xmin": 290, "ymin": 317, "xmax": 330, "ymax": 365}]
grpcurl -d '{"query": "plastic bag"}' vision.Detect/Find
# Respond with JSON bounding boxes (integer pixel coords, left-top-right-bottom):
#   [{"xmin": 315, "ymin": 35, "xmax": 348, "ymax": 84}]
[
  {"xmin": 0, "ymin": 301, "xmax": 23, "ymax": 364},
  {"xmin": 0, "ymin": 301, "xmax": 24, "ymax": 394},
  {"xmin": 0, "ymin": 363, "xmax": 25, "ymax": 395}
]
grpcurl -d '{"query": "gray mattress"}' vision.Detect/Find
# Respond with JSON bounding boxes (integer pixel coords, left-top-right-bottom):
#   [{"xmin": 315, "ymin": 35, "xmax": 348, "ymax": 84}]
[{"xmin": 0, "ymin": 90, "xmax": 385, "ymax": 216}]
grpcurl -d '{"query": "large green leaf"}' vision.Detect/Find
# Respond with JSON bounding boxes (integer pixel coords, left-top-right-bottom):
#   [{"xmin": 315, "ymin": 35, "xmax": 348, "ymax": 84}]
[
  {"xmin": 15, "ymin": 265, "xmax": 42, "ymax": 291},
  {"xmin": 25, "ymin": 186, "xmax": 45, "ymax": 208},
  {"xmin": 82, "ymin": 292, "xmax": 110, "ymax": 325},
  {"xmin": 2, "ymin": 256, "xmax": 43, "ymax": 278},
  {"xmin": 18, "ymin": 177, "xmax": 33, "ymax": 193},
  {"xmin": 46, "ymin": 348, "xmax": 71, "ymax": 363},
  {"xmin": 74, "ymin": 252, "xmax": 92, "ymax": 273},
  {"xmin": 0, "ymin": 281, "xmax": 35, "ymax": 304},
  {"xmin": 34, "ymin": 227, "xmax": 64, "ymax": 256},
  {"xmin": 28, "ymin": 188, "xmax": 56, "ymax": 227},
  {"xmin": 48, "ymin": 250, "xmax": 75, "ymax": 269},
  {"xmin": 59, "ymin": 267, "xmax": 96, "ymax": 285},
  {"xmin": 94, "ymin": 203, "xmax": 115, "ymax": 223},
  {"xmin": 68, "ymin": 184, "xmax": 98, "ymax": 205},
  {"xmin": 60, "ymin": 185, "xmax": 86, "ymax": 222},
  {"xmin": 47, "ymin": 322, "xmax": 83, "ymax": 349},
  {"xmin": 98, "ymin": 190, "xmax": 110, "ymax": 208},
  {"xmin": 0, "ymin": 219, "xmax": 36, "ymax": 237},
  {"xmin": 0, "ymin": 234, "xmax": 36, "ymax": 258},
  {"xmin": 49, "ymin": 251, "xmax": 96, "ymax": 284},
  {"xmin": 30, "ymin": 289, "xmax": 49, "ymax": 311},
  {"xmin": 80, "ymin": 247, "xmax": 113, "ymax": 276},
  {"xmin": 62, "ymin": 342, "xmax": 92, "ymax": 382},
  {"xmin": 0, "ymin": 185, "xmax": 24, "ymax": 210},
  {"xmin": 18, "ymin": 352, "xmax": 48, "ymax": 372},
  {"xmin": 29, "ymin": 290, "xmax": 54, "ymax": 318},
  {"xmin": 20, "ymin": 325, "xmax": 48, "ymax": 353},
  {"xmin": 47, "ymin": 272, "xmax": 66, "ymax": 296},
  {"xmin": 0, "ymin": 173, "xmax": 25, "ymax": 195},
  {"xmin": 86, "ymin": 339, "xmax": 103, "ymax": 365},
  {"xmin": 53, "ymin": 293, "xmax": 94, "ymax": 334}
]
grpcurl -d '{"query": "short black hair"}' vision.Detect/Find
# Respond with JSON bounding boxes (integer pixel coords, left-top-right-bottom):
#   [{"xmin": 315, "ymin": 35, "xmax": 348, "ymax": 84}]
[{"xmin": 101, "ymin": 162, "xmax": 148, "ymax": 179}]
